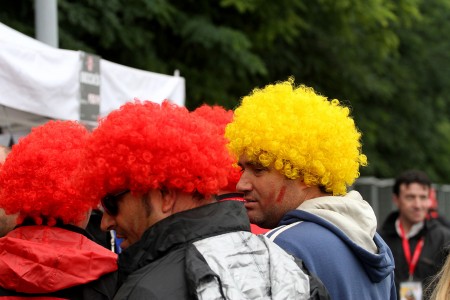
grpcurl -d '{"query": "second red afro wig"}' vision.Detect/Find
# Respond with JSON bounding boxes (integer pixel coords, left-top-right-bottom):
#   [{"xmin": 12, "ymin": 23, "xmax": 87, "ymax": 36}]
[
  {"xmin": 0, "ymin": 121, "xmax": 91, "ymax": 226},
  {"xmin": 192, "ymin": 104, "xmax": 241, "ymax": 193},
  {"xmin": 76, "ymin": 100, "xmax": 234, "ymax": 203}
]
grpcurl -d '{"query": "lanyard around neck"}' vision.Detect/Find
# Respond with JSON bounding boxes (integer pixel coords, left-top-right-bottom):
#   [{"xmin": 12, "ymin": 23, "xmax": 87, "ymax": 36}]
[{"xmin": 399, "ymin": 221, "xmax": 424, "ymax": 279}]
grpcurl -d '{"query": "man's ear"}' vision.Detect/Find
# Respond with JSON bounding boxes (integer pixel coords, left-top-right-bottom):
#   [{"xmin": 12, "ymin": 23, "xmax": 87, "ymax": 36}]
[{"xmin": 160, "ymin": 188, "xmax": 176, "ymax": 214}]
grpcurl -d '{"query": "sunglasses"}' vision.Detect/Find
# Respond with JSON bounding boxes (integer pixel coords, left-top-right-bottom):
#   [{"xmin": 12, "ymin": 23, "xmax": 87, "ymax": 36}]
[{"xmin": 101, "ymin": 189, "xmax": 130, "ymax": 216}]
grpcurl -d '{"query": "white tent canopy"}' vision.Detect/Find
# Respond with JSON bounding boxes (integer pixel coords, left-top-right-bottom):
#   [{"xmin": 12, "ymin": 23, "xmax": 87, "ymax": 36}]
[{"xmin": 0, "ymin": 22, "xmax": 185, "ymax": 144}]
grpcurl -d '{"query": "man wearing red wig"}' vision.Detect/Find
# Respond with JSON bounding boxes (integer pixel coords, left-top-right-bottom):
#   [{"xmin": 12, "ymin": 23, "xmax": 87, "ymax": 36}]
[
  {"xmin": 192, "ymin": 104, "xmax": 270, "ymax": 235},
  {"xmin": 76, "ymin": 100, "xmax": 328, "ymax": 299},
  {"xmin": 0, "ymin": 121, "xmax": 118, "ymax": 299}
]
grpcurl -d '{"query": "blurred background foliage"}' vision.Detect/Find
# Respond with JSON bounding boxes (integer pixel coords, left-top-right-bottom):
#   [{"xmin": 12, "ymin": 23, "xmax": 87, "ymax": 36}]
[{"xmin": 1, "ymin": 0, "xmax": 450, "ymax": 182}]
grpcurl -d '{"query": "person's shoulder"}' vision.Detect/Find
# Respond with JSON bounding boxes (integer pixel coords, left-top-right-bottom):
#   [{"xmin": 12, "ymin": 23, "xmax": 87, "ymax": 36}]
[
  {"xmin": 428, "ymin": 218, "xmax": 450, "ymax": 236},
  {"xmin": 116, "ymin": 256, "xmax": 187, "ymax": 299},
  {"xmin": 438, "ymin": 224, "xmax": 450, "ymax": 241},
  {"xmin": 79, "ymin": 271, "xmax": 118, "ymax": 300},
  {"xmin": 266, "ymin": 221, "xmax": 338, "ymax": 249},
  {"xmin": 131, "ymin": 246, "xmax": 187, "ymax": 280},
  {"xmin": 426, "ymin": 220, "xmax": 450, "ymax": 250},
  {"xmin": 266, "ymin": 220, "xmax": 309, "ymax": 239},
  {"xmin": 114, "ymin": 280, "xmax": 160, "ymax": 300},
  {"xmin": 379, "ymin": 211, "xmax": 399, "ymax": 235}
]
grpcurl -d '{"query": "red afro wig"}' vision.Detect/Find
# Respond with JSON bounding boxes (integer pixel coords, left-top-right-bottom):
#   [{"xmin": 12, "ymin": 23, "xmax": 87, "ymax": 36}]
[
  {"xmin": 192, "ymin": 105, "xmax": 233, "ymax": 135},
  {"xmin": 76, "ymin": 100, "xmax": 234, "ymax": 204},
  {"xmin": 0, "ymin": 121, "xmax": 91, "ymax": 226},
  {"xmin": 192, "ymin": 104, "xmax": 241, "ymax": 192}
]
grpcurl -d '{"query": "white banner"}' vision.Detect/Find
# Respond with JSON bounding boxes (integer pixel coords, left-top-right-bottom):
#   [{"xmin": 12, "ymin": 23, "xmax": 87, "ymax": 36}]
[{"xmin": 0, "ymin": 22, "xmax": 185, "ymax": 125}]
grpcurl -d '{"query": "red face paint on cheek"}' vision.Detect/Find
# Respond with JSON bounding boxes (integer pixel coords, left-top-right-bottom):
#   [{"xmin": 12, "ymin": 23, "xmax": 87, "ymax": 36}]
[{"xmin": 276, "ymin": 186, "xmax": 286, "ymax": 203}]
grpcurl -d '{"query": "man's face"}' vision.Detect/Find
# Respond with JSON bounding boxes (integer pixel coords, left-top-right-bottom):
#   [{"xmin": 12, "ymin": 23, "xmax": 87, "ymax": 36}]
[
  {"xmin": 237, "ymin": 154, "xmax": 299, "ymax": 229},
  {"xmin": 394, "ymin": 183, "xmax": 430, "ymax": 226},
  {"xmin": 100, "ymin": 190, "xmax": 162, "ymax": 250}
]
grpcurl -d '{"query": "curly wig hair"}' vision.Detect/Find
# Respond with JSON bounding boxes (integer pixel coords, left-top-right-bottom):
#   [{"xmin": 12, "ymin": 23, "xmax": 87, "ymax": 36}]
[
  {"xmin": 192, "ymin": 104, "xmax": 241, "ymax": 192},
  {"xmin": 0, "ymin": 121, "xmax": 91, "ymax": 226},
  {"xmin": 76, "ymin": 100, "xmax": 234, "ymax": 204},
  {"xmin": 225, "ymin": 79, "xmax": 367, "ymax": 195}
]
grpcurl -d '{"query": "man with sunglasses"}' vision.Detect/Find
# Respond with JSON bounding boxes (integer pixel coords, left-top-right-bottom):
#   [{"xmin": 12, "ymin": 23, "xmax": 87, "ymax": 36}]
[{"xmin": 76, "ymin": 100, "xmax": 329, "ymax": 299}]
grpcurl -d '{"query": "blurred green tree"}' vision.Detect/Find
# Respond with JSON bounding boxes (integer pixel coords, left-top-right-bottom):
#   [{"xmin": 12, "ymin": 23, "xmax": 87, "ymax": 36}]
[{"xmin": 1, "ymin": 0, "xmax": 450, "ymax": 183}]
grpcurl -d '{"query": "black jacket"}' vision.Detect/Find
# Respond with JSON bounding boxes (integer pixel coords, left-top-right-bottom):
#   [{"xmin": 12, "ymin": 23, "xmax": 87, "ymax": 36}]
[
  {"xmin": 114, "ymin": 201, "xmax": 329, "ymax": 299},
  {"xmin": 380, "ymin": 211, "xmax": 450, "ymax": 299}
]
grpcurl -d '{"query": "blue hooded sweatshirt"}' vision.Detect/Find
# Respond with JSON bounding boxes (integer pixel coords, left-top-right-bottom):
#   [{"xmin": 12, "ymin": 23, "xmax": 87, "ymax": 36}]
[{"xmin": 266, "ymin": 191, "xmax": 396, "ymax": 300}]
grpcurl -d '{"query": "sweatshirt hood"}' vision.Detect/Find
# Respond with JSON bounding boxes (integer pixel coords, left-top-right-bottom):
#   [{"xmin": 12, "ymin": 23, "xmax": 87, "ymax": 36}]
[
  {"xmin": 282, "ymin": 190, "xmax": 395, "ymax": 282},
  {"xmin": 298, "ymin": 190, "xmax": 378, "ymax": 253},
  {"xmin": 0, "ymin": 226, "xmax": 118, "ymax": 294}
]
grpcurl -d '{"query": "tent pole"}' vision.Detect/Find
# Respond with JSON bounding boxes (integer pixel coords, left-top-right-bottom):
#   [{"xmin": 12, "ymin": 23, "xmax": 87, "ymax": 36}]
[{"xmin": 35, "ymin": 0, "xmax": 59, "ymax": 48}]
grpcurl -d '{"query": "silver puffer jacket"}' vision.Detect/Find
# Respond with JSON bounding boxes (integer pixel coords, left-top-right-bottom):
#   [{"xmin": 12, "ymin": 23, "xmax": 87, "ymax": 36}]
[
  {"xmin": 193, "ymin": 230, "xmax": 309, "ymax": 299},
  {"xmin": 114, "ymin": 201, "xmax": 322, "ymax": 300}
]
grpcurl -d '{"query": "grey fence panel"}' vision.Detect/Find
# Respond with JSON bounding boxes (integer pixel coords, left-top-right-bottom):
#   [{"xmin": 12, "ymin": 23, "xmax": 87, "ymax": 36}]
[{"xmin": 437, "ymin": 185, "xmax": 450, "ymax": 218}]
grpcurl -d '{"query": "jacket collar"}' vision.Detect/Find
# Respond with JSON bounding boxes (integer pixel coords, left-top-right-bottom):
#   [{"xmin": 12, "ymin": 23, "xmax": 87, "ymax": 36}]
[{"xmin": 118, "ymin": 200, "xmax": 250, "ymax": 279}]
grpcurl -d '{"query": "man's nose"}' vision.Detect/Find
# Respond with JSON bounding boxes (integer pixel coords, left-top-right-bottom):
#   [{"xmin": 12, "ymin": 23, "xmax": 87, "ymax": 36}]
[
  {"xmin": 236, "ymin": 172, "xmax": 252, "ymax": 193},
  {"xmin": 412, "ymin": 197, "xmax": 425, "ymax": 207},
  {"xmin": 100, "ymin": 212, "xmax": 116, "ymax": 232}
]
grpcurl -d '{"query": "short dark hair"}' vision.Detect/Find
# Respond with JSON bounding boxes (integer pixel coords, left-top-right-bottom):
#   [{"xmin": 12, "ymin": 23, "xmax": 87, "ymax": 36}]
[{"xmin": 393, "ymin": 170, "xmax": 431, "ymax": 196}]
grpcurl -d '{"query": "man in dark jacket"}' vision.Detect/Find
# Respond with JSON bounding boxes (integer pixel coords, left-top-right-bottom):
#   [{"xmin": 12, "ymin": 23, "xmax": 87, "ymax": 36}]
[
  {"xmin": 0, "ymin": 121, "xmax": 118, "ymax": 299},
  {"xmin": 380, "ymin": 170, "xmax": 450, "ymax": 300},
  {"xmin": 76, "ymin": 100, "xmax": 329, "ymax": 299}
]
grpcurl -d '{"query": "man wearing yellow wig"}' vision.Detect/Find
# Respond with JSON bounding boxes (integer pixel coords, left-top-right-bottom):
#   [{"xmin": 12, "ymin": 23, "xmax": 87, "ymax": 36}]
[{"xmin": 226, "ymin": 79, "xmax": 396, "ymax": 300}]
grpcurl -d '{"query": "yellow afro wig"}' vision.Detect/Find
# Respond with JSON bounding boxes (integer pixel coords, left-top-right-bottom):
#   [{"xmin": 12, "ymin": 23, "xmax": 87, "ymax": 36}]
[{"xmin": 225, "ymin": 79, "xmax": 367, "ymax": 195}]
